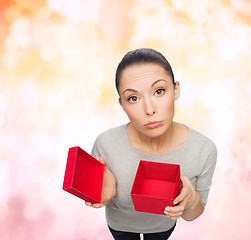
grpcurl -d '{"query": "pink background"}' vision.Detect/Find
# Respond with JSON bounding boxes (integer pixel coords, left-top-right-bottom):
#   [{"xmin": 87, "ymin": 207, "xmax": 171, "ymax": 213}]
[{"xmin": 1, "ymin": 0, "xmax": 251, "ymax": 239}]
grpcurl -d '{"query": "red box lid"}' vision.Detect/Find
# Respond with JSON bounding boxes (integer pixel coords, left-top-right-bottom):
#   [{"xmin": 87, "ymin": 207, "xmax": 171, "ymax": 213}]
[
  {"xmin": 131, "ymin": 160, "xmax": 180, "ymax": 215},
  {"xmin": 62, "ymin": 146, "xmax": 104, "ymax": 204}
]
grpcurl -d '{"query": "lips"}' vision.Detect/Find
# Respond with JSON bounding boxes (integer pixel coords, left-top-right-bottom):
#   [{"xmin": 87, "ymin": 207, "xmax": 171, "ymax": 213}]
[{"xmin": 144, "ymin": 121, "xmax": 163, "ymax": 129}]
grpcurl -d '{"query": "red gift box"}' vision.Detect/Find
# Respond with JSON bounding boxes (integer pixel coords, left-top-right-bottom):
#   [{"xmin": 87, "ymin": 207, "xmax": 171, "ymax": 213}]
[
  {"xmin": 131, "ymin": 160, "xmax": 180, "ymax": 215},
  {"xmin": 62, "ymin": 146, "xmax": 104, "ymax": 204}
]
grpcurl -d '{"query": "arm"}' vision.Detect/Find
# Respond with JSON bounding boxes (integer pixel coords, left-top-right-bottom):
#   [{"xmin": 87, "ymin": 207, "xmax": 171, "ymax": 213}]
[
  {"xmin": 165, "ymin": 141, "xmax": 217, "ymax": 221},
  {"xmin": 179, "ymin": 176, "xmax": 204, "ymax": 221},
  {"xmin": 85, "ymin": 157, "xmax": 117, "ymax": 208},
  {"xmin": 164, "ymin": 176, "xmax": 204, "ymax": 221}
]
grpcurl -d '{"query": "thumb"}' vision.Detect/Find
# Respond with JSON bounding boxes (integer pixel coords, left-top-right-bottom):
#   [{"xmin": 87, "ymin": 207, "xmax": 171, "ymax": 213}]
[
  {"xmin": 173, "ymin": 190, "xmax": 186, "ymax": 205},
  {"xmin": 180, "ymin": 175, "xmax": 187, "ymax": 184},
  {"xmin": 173, "ymin": 185, "xmax": 187, "ymax": 205},
  {"xmin": 99, "ymin": 157, "xmax": 106, "ymax": 166}
]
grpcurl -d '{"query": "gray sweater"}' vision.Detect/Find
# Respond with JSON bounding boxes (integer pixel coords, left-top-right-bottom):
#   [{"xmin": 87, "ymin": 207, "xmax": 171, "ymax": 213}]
[{"xmin": 91, "ymin": 124, "xmax": 217, "ymax": 233}]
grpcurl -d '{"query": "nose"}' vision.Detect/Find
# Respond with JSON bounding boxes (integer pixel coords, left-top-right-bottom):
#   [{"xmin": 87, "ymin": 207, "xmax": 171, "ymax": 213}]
[{"xmin": 144, "ymin": 97, "xmax": 156, "ymax": 116}]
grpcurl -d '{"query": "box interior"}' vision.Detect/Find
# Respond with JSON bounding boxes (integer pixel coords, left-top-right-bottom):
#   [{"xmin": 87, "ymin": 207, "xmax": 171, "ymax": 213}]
[
  {"xmin": 133, "ymin": 161, "xmax": 179, "ymax": 199},
  {"xmin": 72, "ymin": 149, "xmax": 103, "ymax": 201}
]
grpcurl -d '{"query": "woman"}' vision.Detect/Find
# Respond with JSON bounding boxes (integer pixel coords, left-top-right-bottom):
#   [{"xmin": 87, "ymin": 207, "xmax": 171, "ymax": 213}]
[{"xmin": 85, "ymin": 48, "xmax": 217, "ymax": 240}]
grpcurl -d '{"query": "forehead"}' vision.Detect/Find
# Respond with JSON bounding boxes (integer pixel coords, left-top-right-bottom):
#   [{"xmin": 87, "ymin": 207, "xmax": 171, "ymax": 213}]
[{"xmin": 120, "ymin": 63, "xmax": 172, "ymax": 86}]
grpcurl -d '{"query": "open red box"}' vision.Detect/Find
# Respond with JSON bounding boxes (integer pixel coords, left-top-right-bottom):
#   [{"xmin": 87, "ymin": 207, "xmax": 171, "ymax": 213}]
[
  {"xmin": 131, "ymin": 160, "xmax": 180, "ymax": 215},
  {"xmin": 62, "ymin": 146, "xmax": 104, "ymax": 204}
]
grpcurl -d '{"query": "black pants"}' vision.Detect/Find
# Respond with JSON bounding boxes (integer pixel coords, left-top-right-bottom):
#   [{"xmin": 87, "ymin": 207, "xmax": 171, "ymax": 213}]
[{"xmin": 108, "ymin": 224, "xmax": 176, "ymax": 240}]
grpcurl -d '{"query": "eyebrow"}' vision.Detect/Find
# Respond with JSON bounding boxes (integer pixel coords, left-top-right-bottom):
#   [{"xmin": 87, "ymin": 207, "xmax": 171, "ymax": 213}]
[
  {"xmin": 151, "ymin": 79, "xmax": 167, "ymax": 87},
  {"xmin": 122, "ymin": 79, "xmax": 168, "ymax": 95}
]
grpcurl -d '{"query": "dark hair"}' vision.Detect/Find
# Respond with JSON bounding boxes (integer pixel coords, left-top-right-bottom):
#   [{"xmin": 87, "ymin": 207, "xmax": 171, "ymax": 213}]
[{"xmin": 115, "ymin": 48, "xmax": 175, "ymax": 94}]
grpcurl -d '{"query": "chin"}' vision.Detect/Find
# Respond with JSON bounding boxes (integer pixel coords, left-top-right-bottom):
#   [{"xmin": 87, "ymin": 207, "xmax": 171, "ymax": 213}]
[{"xmin": 142, "ymin": 128, "xmax": 166, "ymax": 139}]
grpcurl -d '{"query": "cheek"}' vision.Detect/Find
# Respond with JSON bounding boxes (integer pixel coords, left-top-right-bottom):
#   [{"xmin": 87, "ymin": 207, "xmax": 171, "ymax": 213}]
[
  {"xmin": 158, "ymin": 97, "xmax": 175, "ymax": 114},
  {"xmin": 124, "ymin": 105, "xmax": 143, "ymax": 122}
]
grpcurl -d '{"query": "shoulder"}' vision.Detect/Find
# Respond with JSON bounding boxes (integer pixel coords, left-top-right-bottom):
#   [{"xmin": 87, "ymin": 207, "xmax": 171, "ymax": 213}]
[
  {"xmin": 184, "ymin": 127, "xmax": 217, "ymax": 173},
  {"xmin": 91, "ymin": 124, "xmax": 128, "ymax": 159},
  {"xmin": 94, "ymin": 124, "xmax": 127, "ymax": 145},
  {"xmin": 188, "ymin": 127, "xmax": 217, "ymax": 155}
]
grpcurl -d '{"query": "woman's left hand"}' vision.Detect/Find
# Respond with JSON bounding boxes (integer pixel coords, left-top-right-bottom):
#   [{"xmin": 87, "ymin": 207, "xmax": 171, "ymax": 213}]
[{"xmin": 163, "ymin": 175, "xmax": 201, "ymax": 221}]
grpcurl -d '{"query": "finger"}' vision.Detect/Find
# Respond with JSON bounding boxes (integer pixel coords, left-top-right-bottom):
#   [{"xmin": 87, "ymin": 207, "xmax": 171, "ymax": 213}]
[
  {"xmin": 180, "ymin": 175, "xmax": 186, "ymax": 183},
  {"xmin": 180, "ymin": 175, "xmax": 192, "ymax": 188},
  {"xmin": 164, "ymin": 209, "xmax": 183, "ymax": 217},
  {"xmin": 165, "ymin": 202, "xmax": 185, "ymax": 214},
  {"xmin": 93, "ymin": 203, "xmax": 103, "ymax": 208},
  {"xmin": 167, "ymin": 211, "xmax": 183, "ymax": 217},
  {"xmin": 164, "ymin": 202, "xmax": 186, "ymax": 220},
  {"xmin": 180, "ymin": 175, "xmax": 184, "ymax": 187},
  {"xmin": 173, "ymin": 188, "xmax": 188, "ymax": 205},
  {"xmin": 164, "ymin": 206, "xmax": 183, "ymax": 219},
  {"xmin": 85, "ymin": 202, "xmax": 92, "ymax": 207},
  {"xmin": 164, "ymin": 211, "xmax": 183, "ymax": 220},
  {"xmin": 173, "ymin": 177, "xmax": 190, "ymax": 205},
  {"xmin": 99, "ymin": 157, "xmax": 106, "ymax": 165}
]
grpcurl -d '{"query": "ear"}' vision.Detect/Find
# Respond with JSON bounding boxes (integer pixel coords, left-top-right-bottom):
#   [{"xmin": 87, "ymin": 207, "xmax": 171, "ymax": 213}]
[
  {"xmin": 119, "ymin": 98, "xmax": 126, "ymax": 112},
  {"xmin": 174, "ymin": 81, "xmax": 180, "ymax": 100}
]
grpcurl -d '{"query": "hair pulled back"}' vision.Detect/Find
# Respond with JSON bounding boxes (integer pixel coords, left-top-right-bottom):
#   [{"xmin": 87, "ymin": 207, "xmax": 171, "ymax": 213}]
[{"xmin": 115, "ymin": 48, "xmax": 175, "ymax": 94}]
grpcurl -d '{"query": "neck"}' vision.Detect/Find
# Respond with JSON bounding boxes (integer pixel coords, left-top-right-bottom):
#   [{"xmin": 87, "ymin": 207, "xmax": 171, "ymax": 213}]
[{"xmin": 127, "ymin": 122, "xmax": 177, "ymax": 154}]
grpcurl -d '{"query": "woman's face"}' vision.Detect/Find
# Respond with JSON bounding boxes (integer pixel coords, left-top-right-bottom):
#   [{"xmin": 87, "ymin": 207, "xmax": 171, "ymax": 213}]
[{"xmin": 119, "ymin": 63, "xmax": 180, "ymax": 138}]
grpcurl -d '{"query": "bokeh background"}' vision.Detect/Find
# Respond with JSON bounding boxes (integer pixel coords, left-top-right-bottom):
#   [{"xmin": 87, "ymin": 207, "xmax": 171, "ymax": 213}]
[{"xmin": 1, "ymin": 0, "xmax": 251, "ymax": 239}]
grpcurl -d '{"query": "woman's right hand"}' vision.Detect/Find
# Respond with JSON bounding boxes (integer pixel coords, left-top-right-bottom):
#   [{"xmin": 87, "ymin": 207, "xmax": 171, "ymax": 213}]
[{"xmin": 85, "ymin": 157, "xmax": 117, "ymax": 208}]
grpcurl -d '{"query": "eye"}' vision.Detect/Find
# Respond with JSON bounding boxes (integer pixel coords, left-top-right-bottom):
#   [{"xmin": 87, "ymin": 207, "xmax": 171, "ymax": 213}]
[
  {"xmin": 128, "ymin": 96, "xmax": 139, "ymax": 103},
  {"xmin": 155, "ymin": 88, "xmax": 165, "ymax": 96}
]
